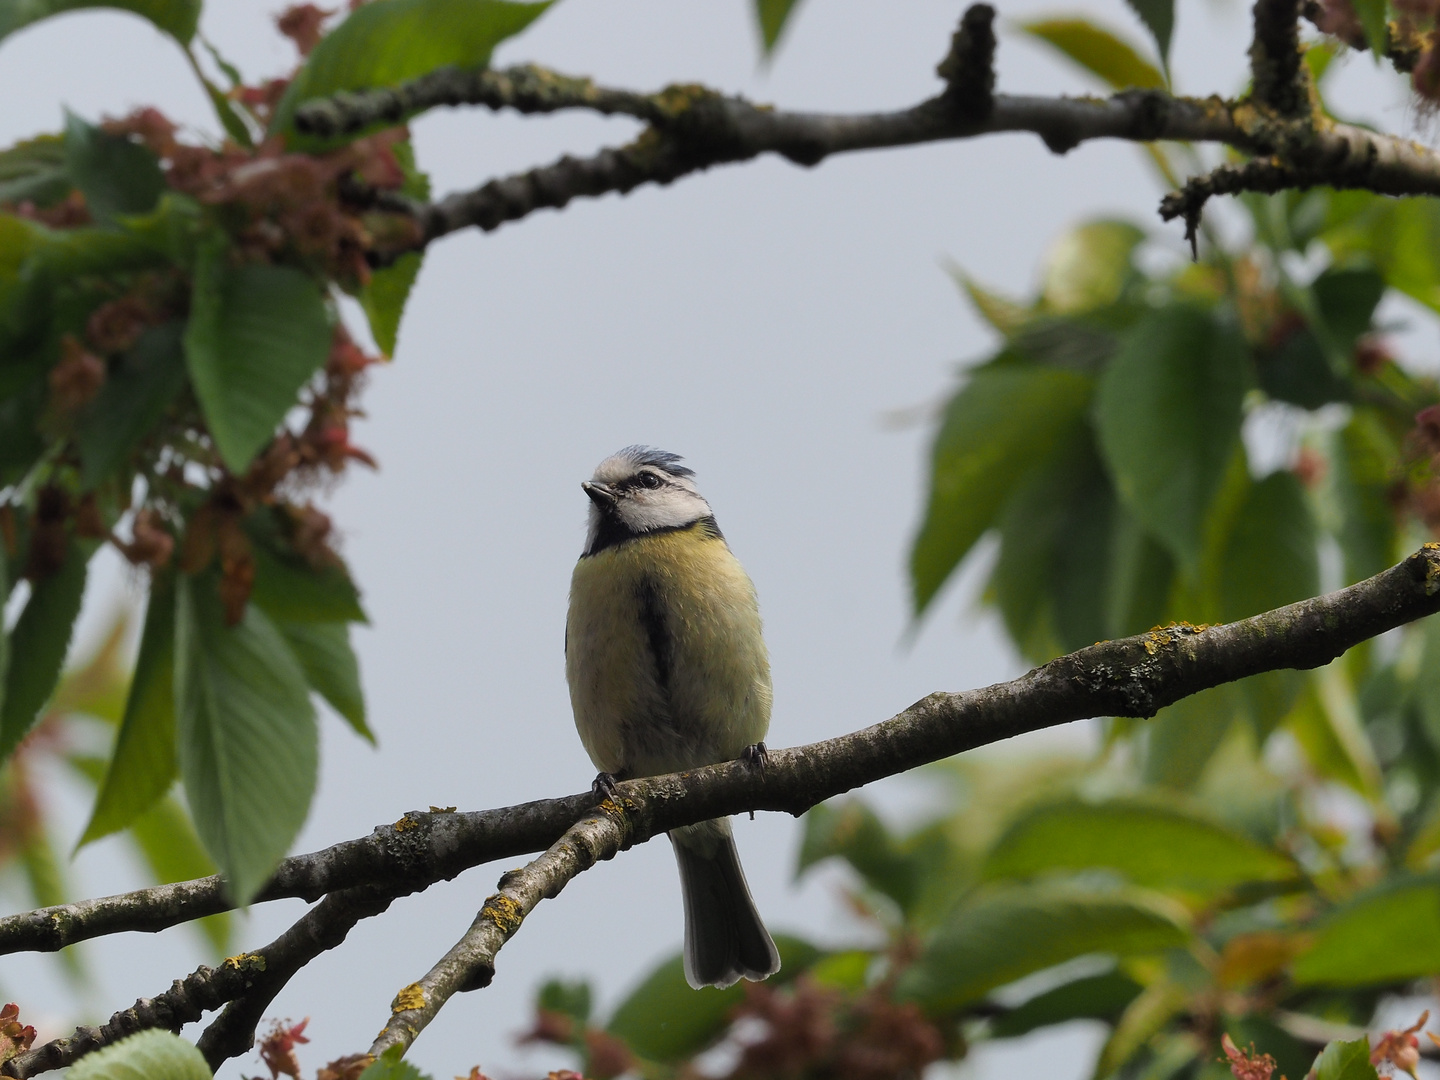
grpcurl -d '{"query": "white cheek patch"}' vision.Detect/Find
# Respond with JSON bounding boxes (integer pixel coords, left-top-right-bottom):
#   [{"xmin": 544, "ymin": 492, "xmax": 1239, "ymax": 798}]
[{"xmin": 620, "ymin": 488, "xmax": 712, "ymax": 531}]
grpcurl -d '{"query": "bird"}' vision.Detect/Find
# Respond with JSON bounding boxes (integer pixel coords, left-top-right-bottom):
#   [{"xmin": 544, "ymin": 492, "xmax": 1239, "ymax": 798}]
[{"xmin": 565, "ymin": 446, "xmax": 781, "ymax": 990}]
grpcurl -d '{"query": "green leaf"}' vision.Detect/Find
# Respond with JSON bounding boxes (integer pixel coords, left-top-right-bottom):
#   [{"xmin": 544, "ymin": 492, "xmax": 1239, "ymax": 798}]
[
  {"xmin": 1349, "ymin": 0, "xmax": 1388, "ymax": 59},
  {"xmin": 911, "ymin": 364, "xmax": 1092, "ymax": 614},
  {"xmin": 1123, "ymin": 0, "xmax": 1174, "ymax": 66},
  {"xmin": 0, "ymin": 0, "xmax": 200, "ymax": 45},
  {"xmin": 1095, "ymin": 306, "xmax": 1249, "ymax": 568},
  {"xmin": 1291, "ymin": 876, "xmax": 1440, "ymax": 987},
  {"xmin": 947, "ymin": 265, "xmax": 1030, "ymax": 336},
  {"xmin": 983, "ymin": 797, "xmax": 1298, "ymax": 893},
  {"xmin": 607, "ymin": 936, "xmax": 822, "ymax": 1063},
  {"xmin": 1143, "ymin": 683, "xmax": 1243, "ymax": 789},
  {"xmin": 755, "ymin": 0, "xmax": 802, "ymax": 52},
  {"xmin": 797, "ymin": 801, "xmax": 920, "ymax": 913},
  {"xmin": 1216, "ymin": 471, "xmax": 1319, "ymax": 622},
  {"xmin": 1040, "ymin": 220, "xmax": 1145, "ymax": 315},
  {"xmin": 183, "ymin": 242, "xmax": 332, "ymax": 473},
  {"xmin": 279, "ymin": 620, "xmax": 372, "ymax": 742},
  {"xmin": 128, "ymin": 794, "xmax": 231, "ymax": 953},
  {"xmin": 1094, "ymin": 981, "xmax": 1191, "ymax": 1078},
  {"xmin": 1287, "ymin": 668, "xmax": 1381, "ymax": 798},
  {"xmin": 0, "ymin": 541, "xmax": 89, "ymax": 761},
  {"xmin": 67, "ymin": 1030, "xmax": 212, "ymax": 1080},
  {"xmin": 895, "ymin": 882, "xmax": 1191, "ymax": 1011},
  {"xmin": 201, "ymin": 77, "xmax": 257, "ymax": 149},
  {"xmin": 63, "ymin": 111, "xmax": 165, "ymax": 224},
  {"xmin": 79, "ymin": 574, "xmax": 178, "ymax": 846},
  {"xmin": 358, "ymin": 1046, "xmax": 430, "ymax": 1080},
  {"xmin": 1019, "ymin": 18, "xmax": 1165, "ymax": 91},
  {"xmin": 1324, "ymin": 411, "xmax": 1397, "ymax": 584},
  {"xmin": 1105, "ymin": 506, "xmax": 1174, "ymax": 640},
  {"xmin": 537, "ymin": 977, "xmax": 592, "ymax": 1023},
  {"xmin": 990, "ymin": 427, "xmax": 1120, "ymax": 660},
  {"xmin": 0, "ymin": 135, "xmax": 70, "ymax": 207},
  {"xmin": 271, "ymin": 0, "xmax": 553, "ymax": 140},
  {"xmin": 175, "ymin": 573, "xmax": 318, "ymax": 904},
  {"xmin": 990, "ymin": 970, "xmax": 1142, "ymax": 1038},
  {"xmin": 1311, "ymin": 1037, "xmax": 1379, "ymax": 1080},
  {"xmin": 77, "ymin": 321, "xmax": 188, "ymax": 489},
  {"xmin": 247, "ymin": 517, "xmax": 367, "ymax": 625},
  {"xmin": 360, "ymin": 251, "xmax": 422, "ymax": 356}
]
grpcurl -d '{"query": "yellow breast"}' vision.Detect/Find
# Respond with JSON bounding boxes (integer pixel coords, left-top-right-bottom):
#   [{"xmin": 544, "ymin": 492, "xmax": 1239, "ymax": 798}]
[{"xmin": 565, "ymin": 525, "xmax": 772, "ymax": 778}]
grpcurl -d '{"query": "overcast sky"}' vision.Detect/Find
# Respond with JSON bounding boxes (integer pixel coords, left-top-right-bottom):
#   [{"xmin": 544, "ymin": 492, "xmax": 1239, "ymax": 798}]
[{"xmin": 0, "ymin": 1, "xmax": 1418, "ymax": 1077}]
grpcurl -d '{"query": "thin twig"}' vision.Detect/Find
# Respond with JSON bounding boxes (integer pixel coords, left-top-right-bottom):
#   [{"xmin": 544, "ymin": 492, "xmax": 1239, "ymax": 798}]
[{"xmin": 368, "ymin": 806, "xmax": 629, "ymax": 1059}]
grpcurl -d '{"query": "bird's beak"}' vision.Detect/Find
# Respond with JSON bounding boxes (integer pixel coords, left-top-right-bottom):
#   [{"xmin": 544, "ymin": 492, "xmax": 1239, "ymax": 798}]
[{"xmin": 582, "ymin": 481, "xmax": 617, "ymax": 508}]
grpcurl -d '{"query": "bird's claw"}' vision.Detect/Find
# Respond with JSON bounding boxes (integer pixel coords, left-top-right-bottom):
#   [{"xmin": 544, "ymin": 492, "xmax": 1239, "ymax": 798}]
[
  {"xmin": 741, "ymin": 742, "xmax": 769, "ymax": 771},
  {"xmin": 592, "ymin": 772, "xmax": 621, "ymax": 802}
]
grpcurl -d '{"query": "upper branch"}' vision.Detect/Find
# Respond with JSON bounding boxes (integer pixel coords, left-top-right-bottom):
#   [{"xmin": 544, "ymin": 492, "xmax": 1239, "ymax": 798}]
[{"xmin": 1251, "ymin": 0, "xmax": 1311, "ymax": 116}]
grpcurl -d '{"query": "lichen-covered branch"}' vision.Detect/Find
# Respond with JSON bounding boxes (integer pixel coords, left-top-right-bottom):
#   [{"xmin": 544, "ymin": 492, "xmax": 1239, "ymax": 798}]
[
  {"xmin": 367, "ymin": 805, "xmax": 631, "ymax": 1059},
  {"xmin": 7, "ymin": 546, "xmax": 1440, "ymax": 1075},
  {"xmin": 288, "ymin": 3, "xmax": 1440, "ymax": 253},
  {"xmin": 1, "ymin": 886, "xmax": 398, "ymax": 1078}
]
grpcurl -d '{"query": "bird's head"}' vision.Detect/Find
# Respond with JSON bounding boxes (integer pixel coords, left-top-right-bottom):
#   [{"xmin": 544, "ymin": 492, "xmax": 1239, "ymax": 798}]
[{"xmin": 581, "ymin": 446, "xmax": 712, "ymax": 554}]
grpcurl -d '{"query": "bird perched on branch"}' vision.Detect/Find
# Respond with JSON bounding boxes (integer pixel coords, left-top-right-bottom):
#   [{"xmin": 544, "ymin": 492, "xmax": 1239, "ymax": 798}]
[{"xmin": 565, "ymin": 446, "xmax": 780, "ymax": 989}]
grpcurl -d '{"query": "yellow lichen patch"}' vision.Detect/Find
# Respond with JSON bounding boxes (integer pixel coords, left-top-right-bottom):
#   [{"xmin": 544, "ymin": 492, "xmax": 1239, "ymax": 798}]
[
  {"xmin": 394, "ymin": 815, "xmax": 420, "ymax": 833},
  {"xmin": 392, "ymin": 983, "xmax": 426, "ymax": 1012},
  {"xmin": 654, "ymin": 82, "xmax": 719, "ymax": 117},
  {"xmin": 428, "ymin": 806, "xmax": 457, "ymax": 813},
  {"xmin": 1424, "ymin": 544, "xmax": 1440, "ymax": 595},
  {"xmin": 222, "ymin": 952, "xmax": 267, "ymax": 972},
  {"xmin": 481, "ymin": 893, "xmax": 525, "ymax": 934}
]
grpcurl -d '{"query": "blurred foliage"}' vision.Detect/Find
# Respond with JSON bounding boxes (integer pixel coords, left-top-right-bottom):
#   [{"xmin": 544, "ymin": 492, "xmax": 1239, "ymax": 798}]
[{"xmin": 512, "ymin": 32, "xmax": 1440, "ymax": 1080}]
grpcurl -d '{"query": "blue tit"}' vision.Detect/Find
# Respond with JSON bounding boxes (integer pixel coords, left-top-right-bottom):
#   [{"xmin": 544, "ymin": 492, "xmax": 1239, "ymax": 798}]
[{"xmin": 565, "ymin": 446, "xmax": 781, "ymax": 990}]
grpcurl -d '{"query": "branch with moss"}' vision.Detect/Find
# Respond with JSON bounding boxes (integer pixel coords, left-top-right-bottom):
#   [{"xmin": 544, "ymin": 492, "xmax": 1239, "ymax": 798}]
[
  {"xmin": 8, "ymin": 545, "xmax": 1440, "ymax": 1074},
  {"xmin": 295, "ymin": 3, "xmax": 1440, "ymax": 251}
]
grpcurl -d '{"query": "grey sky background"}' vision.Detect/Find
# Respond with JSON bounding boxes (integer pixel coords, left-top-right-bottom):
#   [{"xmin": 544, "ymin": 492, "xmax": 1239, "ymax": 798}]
[{"xmin": 0, "ymin": 1, "xmax": 1418, "ymax": 1077}]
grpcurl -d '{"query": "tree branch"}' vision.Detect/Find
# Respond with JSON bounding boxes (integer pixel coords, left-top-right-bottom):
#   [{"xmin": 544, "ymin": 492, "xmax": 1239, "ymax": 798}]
[
  {"xmin": 8, "ymin": 546, "xmax": 1440, "ymax": 1074},
  {"xmin": 290, "ymin": 4, "xmax": 1440, "ymax": 253},
  {"xmin": 368, "ymin": 806, "xmax": 626, "ymax": 1059}
]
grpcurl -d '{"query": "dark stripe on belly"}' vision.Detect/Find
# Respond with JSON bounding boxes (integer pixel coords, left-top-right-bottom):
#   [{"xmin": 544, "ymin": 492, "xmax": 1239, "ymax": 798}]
[
  {"xmin": 636, "ymin": 574, "xmax": 674, "ymax": 692},
  {"xmin": 584, "ymin": 515, "xmax": 724, "ymax": 557}
]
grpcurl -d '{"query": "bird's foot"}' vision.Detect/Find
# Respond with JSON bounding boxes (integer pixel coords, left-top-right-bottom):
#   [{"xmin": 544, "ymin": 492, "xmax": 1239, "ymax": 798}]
[
  {"xmin": 592, "ymin": 772, "xmax": 622, "ymax": 803},
  {"xmin": 741, "ymin": 742, "xmax": 769, "ymax": 771}
]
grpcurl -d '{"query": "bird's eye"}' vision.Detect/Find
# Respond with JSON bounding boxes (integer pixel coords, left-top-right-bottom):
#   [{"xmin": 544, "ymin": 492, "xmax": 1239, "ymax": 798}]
[{"xmin": 638, "ymin": 472, "xmax": 663, "ymax": 489}]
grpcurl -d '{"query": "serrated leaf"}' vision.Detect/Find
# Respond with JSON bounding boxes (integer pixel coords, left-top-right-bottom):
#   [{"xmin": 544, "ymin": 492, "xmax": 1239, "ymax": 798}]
[
  {"xmin": 128, "ymin": 794, "xmax": 231, "ymax": 954},
  {"xmin": 0, "ymin": 541, "xmax": 89, "ymax": 761},
  {"xmin": 79, "ymin": 574, "xmax": 178, "ymax": 846},
  {"xmin": 183, "ymin": 241, "xmax": 332, "ymax": 473},
  {"xmin": 1123, "ymin": 0, "xmax": 1174, "ymax": 66},
  {"xmin": 1291, "ymin": 876, "xmax": 1440, "ymax": 987},
  {"xmin": 895, "ymin": 883, "xmax": 1191, "ymax": 1011},
  {"xmin": 271, "ymin": 0, "xmax": 552, "ymax": 141},
  {"xmin": 360, "ymin": 251, "xmax": 422, "ymax": 356},
  {"xmin": 247, "ymin": 518, "xmax": 367, "ymax": 625},
  {"xmin": 279, "ymin": 620, "xmax": 372, "ymax": 742},
  {"xmin": 67, "ymin": 1030, "xmax": 211, "ymax": 1080},
  {"xmin": 755, "ymin": 0, "xmax": 802, "ymax": 52},
  {"xmin": 1020, "ymin": 18, "xmax": 1165, "ymax": 91},
  {"xmin": 911, "ymin": 364, "xmax": 1092, "ymax": 614},
  {"xmin": 983, "ymin": 797, "xmax": 1298, "ymax": 893},
  {"xmin": 62, "ymin": 111, "xmax": 165, "ymax": 224},
  {"xmin": 175, "ymin": 573, "xmax": 318, "ymax": 904},
  {"xmin": 78, "ymin": 321, "xmax": 188, "ymax": 489},
  {"xmin": 0, "ymin": 0, "xmax": 200, "ymax": 45},
  {"xmin": 1095, "ymin": 306, "xmax": 1249, "ymax": 568},
  {"xmin": 607, "ymin": 936, "xmax": 822, "ymax": 1062}
]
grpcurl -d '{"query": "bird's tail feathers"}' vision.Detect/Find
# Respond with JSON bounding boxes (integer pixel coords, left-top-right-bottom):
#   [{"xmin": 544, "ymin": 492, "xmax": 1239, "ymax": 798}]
[{"xmin": 671, "ymin": 820, "xmax": 780, "ymax": 990}]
